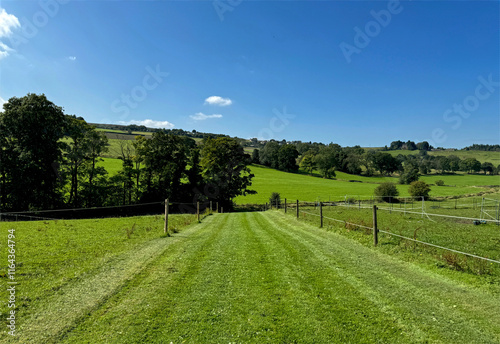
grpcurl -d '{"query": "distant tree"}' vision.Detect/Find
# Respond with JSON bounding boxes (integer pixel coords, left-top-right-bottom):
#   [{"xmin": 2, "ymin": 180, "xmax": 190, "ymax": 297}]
[
  {"xmin": 481, "ymin": 162, "xmax": 494, "ymax": 175},
  {"xmin": 447, "ymin": 155, "xmax": 461, "ymax": 173},
  {"xmin": 434, "ymin": 156, "xmax": 450, "ymax": 174},
  {"xmin": 390, "ymin": 140, "xmax": 404, "ymax": 150},
  {"xmin": 299, "ymin": 153, "xmax": 316, "ymax": 175},
  {"xmin": 374, "ymin": 182, "xmax": 399, "ymax": 203},
  {"xmin": 201, "ymin": 137, "xmax": 256, "ymax": 210},
  {"xmin": 251, "ymin": 149, "xmax": 260, "ymax": 164},
  {"xmin": 83, "ymin": 129, "xmax": 108, "ymax": 206},
  {"xmin": 435, "ymin": 180, "xmax": 445, "ymax": 186},
  {"xmin": 314, "ymin": 144, "xmax": 342, "ymax": 178},
  {"xmin": 63, "ymin": 116, "xmax": 108, "ymax": 207},
  {"xmin": 409, "ymin": 181, "xmax": 431, "ymax": 200},
  {"xmin": 277, "ymin": 144, "xmax": 299, "ymax": 172},
  {"xmin": 399, "ymin": 163, "xmax": 420, "ymax": 184},
  {"xmin": 372, "ymin": 152, "xmax": 400, "ymax": 175},
  {"xmin": 460, "ymin": 158, "xmax": 481, "ymax": 174},
  {"xmin": 259, "ymin": 141, "xmax": 280, "ymax": 168},
  {"xmin": 405, "ymin": 140, "xmax": 417, "ymax": 150},
  {"xmin": 416, "ymin": 141, "xmax": 430, "ymax": 151}
]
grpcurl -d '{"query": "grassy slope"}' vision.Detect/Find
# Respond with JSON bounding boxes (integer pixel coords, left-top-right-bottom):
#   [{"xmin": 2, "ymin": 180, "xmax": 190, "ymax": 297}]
[
  {"xmin": 11, "ymin": 211, "xmax": 498, "ymax": 343},
  {"xmin": 96, "ymin": 157, "xmax": 498, "ymax": 201},
  {"xmin": 235, "ymin": 165, "xmax": 494, "ymax": 204}
]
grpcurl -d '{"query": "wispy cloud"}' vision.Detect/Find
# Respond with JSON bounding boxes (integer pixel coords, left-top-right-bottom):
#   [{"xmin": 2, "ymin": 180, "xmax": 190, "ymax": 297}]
[
  {"xmin": 204, "ymin": 96, "xmax": 232, "ymax": 106},
  {"xmin": 0, "ymin": 9, "xmax": 20, "ymax": 38},
  {"xmin": 68, "ymin": 56, "xmax": 76, "ymax": 61},
  {"xmin": 0, "ymin": 41, "xmax": 12, "ymax": 59},
  {"xmin": 0, "ymin": 9, "xmax": 19, "ymax": 59},
  {"xmin": 190, "ymin": 112, "xmax": 223, "ymax": 121},
  {"xmin": 118, "ymin": 119, "xmax": 175, "ymax": 129},
  {"xmin": 0, "ymin": 96, "xmax": 6, "ymax": 108}
]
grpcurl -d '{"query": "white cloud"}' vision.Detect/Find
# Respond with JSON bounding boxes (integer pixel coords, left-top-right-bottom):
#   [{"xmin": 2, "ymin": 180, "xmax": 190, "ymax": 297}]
[
  {"xmin": 0, "ymin": 96, "xmax": 6, "ymax": 108},
  {"xmin": 190, "ymin": 112, "xmax": 223, "ymax": 121},
  {"xmin": 0, "ymin": 9, "xmax": 20, "ymax": 38},
  {"xmin": 118, "ymin": 119, "xmax": 175, "ymax": 129},
  {"xmin": 0, "ymin": 9, "xmax": 20, "ymax": 59},
  {"xmin": 68, "ymin": 56, "xmax": 76, "ymax": 61},
  {"xmin": 204, "ymin": 96, "xmax": 232, "ymax": 106},
  {"xmin": 0, "ymin": 41, "xmax": 12, "ymax": 59}
]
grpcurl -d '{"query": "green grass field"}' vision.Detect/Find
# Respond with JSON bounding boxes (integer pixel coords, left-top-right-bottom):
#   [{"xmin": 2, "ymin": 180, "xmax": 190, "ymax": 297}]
[
  {"xmin": 95, "ymin": 156, "xmax": 500, "ymax": 201},
  {"xmin": 1, "ymin": 212, "xmax": 499, "ymax": 343},
  {"xmin": 234, "ymin": 165, "xmax": 499, "ymax": 204},
  {"xmin": 379, "ymin": 149, "xmax": 500, "ymax": 165},
  {"xmin": 0, "ymin": 214, "xmax": 198, "ymax": 343}
]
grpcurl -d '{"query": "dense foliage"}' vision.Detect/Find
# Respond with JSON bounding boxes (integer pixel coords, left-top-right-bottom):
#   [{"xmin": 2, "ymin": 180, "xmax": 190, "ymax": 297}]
[{"xmin": 0, "ymin": 94, "xmax": 255, "ymax": 212}]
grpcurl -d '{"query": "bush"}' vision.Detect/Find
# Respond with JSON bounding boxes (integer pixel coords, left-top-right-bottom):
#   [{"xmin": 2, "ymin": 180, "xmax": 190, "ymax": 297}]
[
  {"xmin": 409, "ymin": 181, "xmax": 431, "ymax": 199},
  {"xmin": 374, "ymin": 182, "xmax": 399, "ymax": 203},
  {"xmin": 435, "ymin": 180, "xmax": 445, "ymax": 186},
  {"xmin": 269, "ymin": 192, "xmax": 281, "ymax": 207}
]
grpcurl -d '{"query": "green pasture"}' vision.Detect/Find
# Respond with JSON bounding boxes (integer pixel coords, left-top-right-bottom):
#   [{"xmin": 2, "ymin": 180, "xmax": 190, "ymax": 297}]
[
  {"xmin": 1, "ymin": 212, "xmax": 499, "ymax": 343},
  {"xmin": 234, "ymin": 165, "xmax": 494, "ymax": 204},
  {"xmin": 95, "ymin": 158, "xmax": 499, "ymax": 201}
]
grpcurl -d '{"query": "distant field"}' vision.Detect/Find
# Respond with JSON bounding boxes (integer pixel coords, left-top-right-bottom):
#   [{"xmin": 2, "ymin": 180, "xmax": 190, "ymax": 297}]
[
  {"xmin": 97, "ymin": 158, "xmax": 500, "ymax": 199},
  {"xmin": 370, "ymin": 149, "xmax": 500, "ymax": 164},
  {"xmin": 234, "ymin": 165, "xmax": 495, "ymax": 204},
  {"xmin": 99, "ymin": 157, "xmax": 123, "ymax": 175}
]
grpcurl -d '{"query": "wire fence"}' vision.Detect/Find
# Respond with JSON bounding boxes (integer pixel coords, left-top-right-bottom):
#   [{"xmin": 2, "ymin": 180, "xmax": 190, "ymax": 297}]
[
  {"xmin": 275, "ymin": 198, "xmax": 500, "ymax": 266},
  {"xmin": 0, "ymin": 199, "xmax": 267, "ymax": 222}
]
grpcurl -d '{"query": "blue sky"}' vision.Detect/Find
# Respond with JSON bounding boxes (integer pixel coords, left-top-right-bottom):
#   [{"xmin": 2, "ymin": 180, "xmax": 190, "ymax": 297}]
[{"xmin": 0, "ymin": 0, "xmax": 498, "ymax": 148}]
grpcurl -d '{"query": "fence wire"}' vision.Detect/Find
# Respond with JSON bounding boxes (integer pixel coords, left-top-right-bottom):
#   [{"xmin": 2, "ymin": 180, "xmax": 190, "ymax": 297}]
[{"xmin": 287, "ymin": 201, "xmax": 500, "ymax": 265}]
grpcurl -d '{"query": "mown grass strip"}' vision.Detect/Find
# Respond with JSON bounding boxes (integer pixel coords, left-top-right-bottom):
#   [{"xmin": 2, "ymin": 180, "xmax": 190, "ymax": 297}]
[
  {"xmin": 48, "ymin": 212, "xmax": 500, "ymax": 343},
  {"xmin": 265, "ymin": 211, "xmax": 500, "ymax": 343}
]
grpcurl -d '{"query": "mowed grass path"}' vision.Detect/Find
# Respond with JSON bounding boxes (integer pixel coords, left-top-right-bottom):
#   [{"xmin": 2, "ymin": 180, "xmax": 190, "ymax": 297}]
[{"xmin": 12, "ymin": 212, "xmax": 497, "ymax": 343}]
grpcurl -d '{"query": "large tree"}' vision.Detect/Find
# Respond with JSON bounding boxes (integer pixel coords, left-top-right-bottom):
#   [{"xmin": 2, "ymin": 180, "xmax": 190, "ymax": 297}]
[
  {"xmin": 259, "ymin": 140, "xmax": 280, "ymax": 168},
  {"xmin": 277, "ymin": 144, "xmax": 299, "ymax": 172},
  {"xmin": 371, "ymin": 152, "xmax": 400, "ymax": 175},
  {"xmin": 201, "ymin": 137, "xmax": 255, "ymax": 209},
  {"xmin": 137, "ymin": 132, "xmax": 190, "ymax": 202},
  {"xmin": 0, "ymin": 94, "xmax": 67, "ymax": 210}
]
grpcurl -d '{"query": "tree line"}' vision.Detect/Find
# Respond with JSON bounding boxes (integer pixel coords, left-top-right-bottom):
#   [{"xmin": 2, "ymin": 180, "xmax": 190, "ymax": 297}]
[
  {"xmin": 94, "ymin": 123, "xmax": 229, "ymax": 140},
  {"xmin": 0, "ymin": 94, "xmax": 255, "ymax": 212},
  {"xmin": 252, "ymin": 140, "xmax": 500, "ymax": 184}
]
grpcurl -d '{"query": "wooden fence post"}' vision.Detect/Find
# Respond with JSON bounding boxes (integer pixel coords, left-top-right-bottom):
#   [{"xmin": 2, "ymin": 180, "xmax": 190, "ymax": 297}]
[
  {"xmin": 221, "ymin": 206, "xmax": 223, "ymax": 214},
  {"xmin": 197, "ymin": 201, "xmax": 200, "ymax": 222},
  {"xmin": 373, "ymin": 205, "xmax": 378, "ymax": 246},
  {"xmin": 296, "ymin": 200, "xmax": 299, "ymax": 219},
  {"xmin": 320, "ymin": 202, "xmax": 323, "ymax": 228},
  {"xmin": 164, "ymin": 198, "xmax": 169, "ymax": 234},
  {"xmin": 210, "ymin": 201, "xmax": 212, "ymax": 214},
  {"xmin": 285, "ymin": 198, "xmax": 287, "ymax": 213},
  {"xmin": 216, "ymin": 201, "xmax": 219, "ymax": 213}
]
